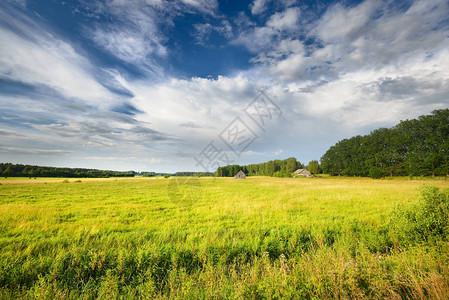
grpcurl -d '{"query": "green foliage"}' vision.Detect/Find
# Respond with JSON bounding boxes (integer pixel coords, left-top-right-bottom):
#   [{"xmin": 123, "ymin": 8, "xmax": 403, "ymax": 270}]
[
  {"xmin": 0, "ymin": 163, "xmax": 135, "ymax": 178},
  {"xmin": 391, "ymin": 186, "xmax": 449, "ymax": 244},
  {"xmin": 164, "ymin": 174, "xmax": 170, "ymax": 178},
  {"xmin": 141, "ymin": 172, "xmax": 156, "ymax": 177},
  {"xmin": 173, "ymin": 172, "xmax": 214, "ymax": 177},
  {"xmin": 321, "ymin": 109, "xmax": 449, "ymax": 177},
  {"xmin": 272, "ymin": 171, "xmax": 292, "ymax": 177},
  {"xmin": 307, "ymin": 160, "xmax": 320, "ymax": 174},
  {"xmin": 215, "ymin": 157, "xmax": 301, "ymax": 177},
  {"xmin": 369, "ymin": 166, "xmax": 383, "ymax": 179}
]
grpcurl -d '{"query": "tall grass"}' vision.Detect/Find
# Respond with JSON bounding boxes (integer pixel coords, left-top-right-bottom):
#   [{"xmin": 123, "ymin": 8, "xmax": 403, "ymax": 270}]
[{"xmin": 0, "ymin": 177, "xmax": 448, "ymax": 298}]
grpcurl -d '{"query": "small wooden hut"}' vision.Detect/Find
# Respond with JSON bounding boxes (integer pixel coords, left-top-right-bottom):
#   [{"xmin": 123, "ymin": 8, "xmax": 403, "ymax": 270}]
[
  {"xmin": 234, "ymin": 170, "xmax": 246, "ymax": 179},
  {"xmin": 293, "ymin": 169, "xmax": 312, "ymax": 177}
]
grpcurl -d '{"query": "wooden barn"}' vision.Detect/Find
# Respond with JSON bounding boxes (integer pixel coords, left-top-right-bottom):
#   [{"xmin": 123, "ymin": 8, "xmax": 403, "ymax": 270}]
[
  {"xmin": 234, "ymin": 170, "xmax": 246, "ymax": 179},
  {"xmin": 293, "ymin": 169, "xmax": 312, "ymax": 177}
]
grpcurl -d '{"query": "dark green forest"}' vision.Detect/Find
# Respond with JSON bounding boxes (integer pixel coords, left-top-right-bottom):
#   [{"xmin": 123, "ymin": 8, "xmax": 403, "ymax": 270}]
[
  {"xmin": 320, "ymin": 109, "xmax": 449, "ymax": 178},
  {"xmin": 0, "ymin": 163, "xmax": 135, "ymax": 178},
  {"xmin": 0, "ymin": 164, "xmax": 217, "ymax": 178},
  {"xmin": 173, "ymin": 172, "xmax": 214, "ymax": 177},
  {"xmin": 215, "ymin": 157, "xmax": 302, "ymax": 177}
]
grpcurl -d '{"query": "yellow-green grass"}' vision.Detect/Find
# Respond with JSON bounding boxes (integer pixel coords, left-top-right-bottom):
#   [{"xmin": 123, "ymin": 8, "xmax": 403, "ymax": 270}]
[{"xmin": 0, "ymin": 177, "xmax": 449, "ymax": 299}]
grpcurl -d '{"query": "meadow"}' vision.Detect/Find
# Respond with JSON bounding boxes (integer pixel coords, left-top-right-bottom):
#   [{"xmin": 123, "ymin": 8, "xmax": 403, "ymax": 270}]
[{"xmin": 0, "ymin": 176, "xmax": 449, "ymax": 299}]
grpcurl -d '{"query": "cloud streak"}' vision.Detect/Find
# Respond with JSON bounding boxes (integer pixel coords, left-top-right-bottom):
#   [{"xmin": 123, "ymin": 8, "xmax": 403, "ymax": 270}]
[{"xmin": 0, "ymin": 146, "xmax": 73, "ymax": 155}]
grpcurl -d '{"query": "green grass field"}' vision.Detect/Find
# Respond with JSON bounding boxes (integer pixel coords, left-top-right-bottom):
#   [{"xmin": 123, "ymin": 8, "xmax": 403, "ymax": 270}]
[{"xmin": 1, "ymin": 176, "xmax": 449, "ymax": 299}]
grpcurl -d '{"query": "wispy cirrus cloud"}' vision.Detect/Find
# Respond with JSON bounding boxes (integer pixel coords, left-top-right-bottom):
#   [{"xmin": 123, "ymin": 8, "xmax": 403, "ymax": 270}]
[
  {"xmin": 0, "ymin": 146, "xmax": 73, "ymax": 155},
  {"xmin": 0, "ymin": 2, "xmax": 173, "ymax": 170},
  {"xmin": 192, "ymin": 20, "xmax": 233, "ymax": 45},
  {"xmin": 0, "ymin": 7, "xmax": 117, "ymax": 109},
  {"xmin": 80, "ymin": 0, "xmax": 219, "ymax": 76},
  {"xmin": 180, "ymin": 0, "xmax": 218, "ymax": 15},
  {"xmin": 78, "ymin": 156, "xmax": 162, "ymax": 164}
]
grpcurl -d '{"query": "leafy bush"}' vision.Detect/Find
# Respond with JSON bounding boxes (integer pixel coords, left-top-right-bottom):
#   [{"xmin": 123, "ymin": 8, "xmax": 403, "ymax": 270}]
[
  {"xmin": 369, "ymin": 167, "xmax": 383, "ymax": 179},
  {"xmin": 391, "ymin": 186, "xmax": 449, "ymax": 244},
  {"xmin": 272, "ymin": 171, "xmax": 282, "ymax": 177},
  {"xmin": 164, "ymin": 174, "xmax": 170, "ymax": 178},
  {"xmin": 272, "ymin": 171, "xmax": 292, "ymax": 178}
]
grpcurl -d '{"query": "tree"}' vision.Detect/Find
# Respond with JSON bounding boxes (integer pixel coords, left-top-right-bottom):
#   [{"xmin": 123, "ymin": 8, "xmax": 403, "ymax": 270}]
[
  {"xmin": 0, "ymin": 163, "xmax": 136, "ymax": 178},
  {"xmin": 320, "ymin": 109, "xmax": 449, "ymax": 177},
  {"xmin": 214, "ymin": 157, "xmax": 302, "ymax": 177},
  {"xmin": 4, "ymin": 165, "xmax": 14, "ymax": 177},
  {"xmin": 369, "ymin": 167, "xmax": 383, "ymax": 179},
  {"xmin": 286, "ymin": 157, "xmax": 299, "ymax": 174},
  {"xmin": 307, "ymin": 160, "xmax": 320, "ymax": 174}
]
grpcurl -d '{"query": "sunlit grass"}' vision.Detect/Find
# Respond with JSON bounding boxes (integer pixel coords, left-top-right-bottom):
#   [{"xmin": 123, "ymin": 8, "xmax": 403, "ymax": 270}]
[{"xmin": 0, "ymin": 176, "xmax": 449, "ymax": 298}]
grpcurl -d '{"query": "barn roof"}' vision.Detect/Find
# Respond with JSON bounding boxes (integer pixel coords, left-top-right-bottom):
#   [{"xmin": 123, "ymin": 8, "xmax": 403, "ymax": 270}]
[
  {"xmin": 234, "ymin": 170, "xmax": 246, "ymax": 178},
  {"xmin": 293, "ymin": 169, "xmax": 311, "ymax": 175}
]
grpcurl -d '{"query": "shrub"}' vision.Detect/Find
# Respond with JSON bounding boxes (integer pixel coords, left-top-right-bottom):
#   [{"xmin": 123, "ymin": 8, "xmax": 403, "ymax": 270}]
[
  {"xmin": 164, "ymin": 174, "xmax": 170, "ymax": 178},
  {"xmin": 272, "ymin": 171, "xmax": 292, "ymax": 178},
  {"xmin": 369, "ymin": 167, "xmax": 383, "ymax": 179},
  {"xmin": 272, "ymin": 171, "xmax": 282, "ymax": 177},
  {"xmin": 391, "ymin": 186, "xmax": 449, "ymax": 244}
]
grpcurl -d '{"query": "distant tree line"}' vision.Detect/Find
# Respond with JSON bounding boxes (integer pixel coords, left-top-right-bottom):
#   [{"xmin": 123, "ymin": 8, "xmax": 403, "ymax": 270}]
[
  {"xmin": 320, "ymin": 109, "xmax": 449, "ymax": 178},
  {"xmin": 173, "ymin": 172, "xmax": 214, "ymax": 177},
  {"xmin": 139, "ymin": 172, "xmax": 157, "ymax": 177},
  {"xmin": 0, "ymin": 163, "xmax": 135, "ymax": 178},
  {"xmin": 138, "ymin": 172, "xmax": 169, "ymax": 177},
  {"xmin": 215, "ymin": 157, "xmax": 302, "ymax": 177},
  {"xmin": 139, "ymin": 172, "xmax": 214, "ymax": 177}
]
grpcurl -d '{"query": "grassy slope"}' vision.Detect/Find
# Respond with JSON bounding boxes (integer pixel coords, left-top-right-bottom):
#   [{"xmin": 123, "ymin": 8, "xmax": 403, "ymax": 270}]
[{"xmin": 0, "ymin": 177, "xmax": 449, "ymax": 299}]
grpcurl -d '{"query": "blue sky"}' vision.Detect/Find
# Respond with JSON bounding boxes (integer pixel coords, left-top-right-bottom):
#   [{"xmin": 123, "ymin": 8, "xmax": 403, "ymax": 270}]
[{"xmin": 0, "ymin": 0, "xmax": 448, "ymax": 172}]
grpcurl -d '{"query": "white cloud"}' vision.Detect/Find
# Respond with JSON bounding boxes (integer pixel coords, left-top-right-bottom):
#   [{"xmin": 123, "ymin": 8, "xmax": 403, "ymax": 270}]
[
  {"xmin": 314, "ymin": 0, "xmax": 381, "ymax": 43},
  {"xmin": 0, "ymin": 9, "xmax": 118, "ymax": 109},
  {"xmin": 91, "ymin": 27, "xmax": 167, "ymax": 62},
  {"xmin": 180, "ymin": 0, "xmax": 218, "ymax": 14},
  {"xmin": 0, "ymin": 146, "xmax": 73, "ymax": 155},
  {"xmin": 251, "ymin": 0, "xmax": 269, "ymax": 15},
  {"xmin": 192, "ymin": 23, "xmax": 214, "ymax": 44},
  {"xmin": 129, "ymin": 75, "xmax": 255, "ymax": 140},
  {"xmin": 83, "ymin": 0, "xmax": 218, "ymax": 72},
  {"xmin": 233, "ymin": 7, "xmax": 301, "ymax": 53},
  {"xmin": 266, "ymin": 7, "xmax": 300, "ymax": 30},
  {"xmin": 279, "ymin": 48, "xmax": 449, "ymax": 129},
  {"xmin": 79, "ymin": 156, "xmax": 162, "ymax": 164},
  {"xmin": 192, "ymin": 20, "xmax": 233, "ymax": 45},
  {"xmin": 82, "ymin": 1, "xmax": 170, "ymax": 76},
  {"xmin": 247, "ymin": 0, "xmax": 449, "ymax": 84},
  {"xmin": 0, "ymin": 5, "xmax": 173, "ymax": 170}
]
